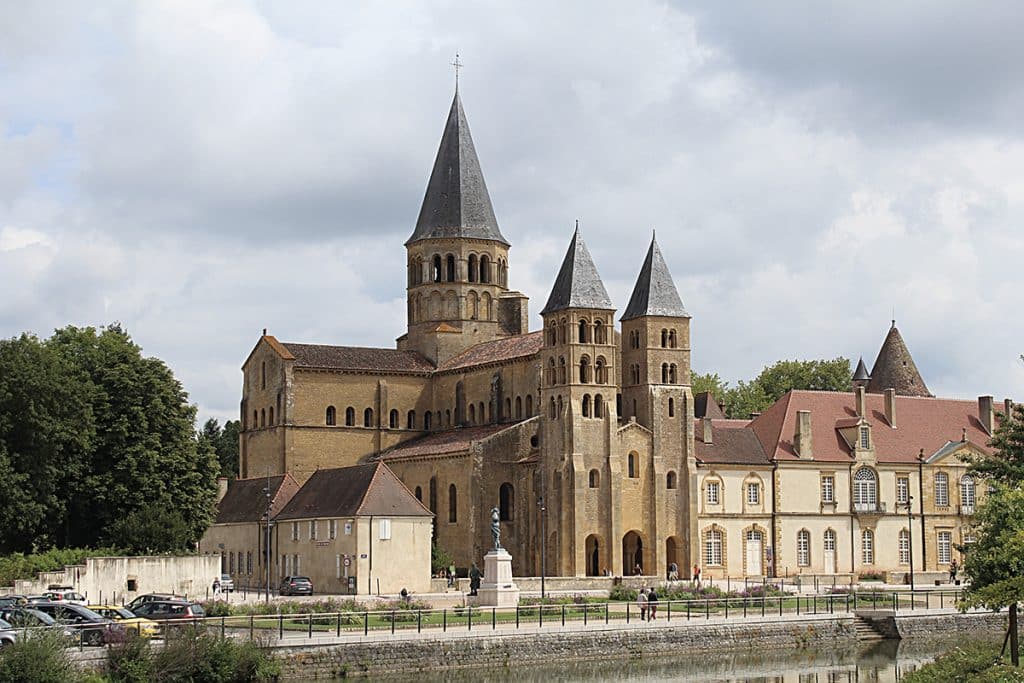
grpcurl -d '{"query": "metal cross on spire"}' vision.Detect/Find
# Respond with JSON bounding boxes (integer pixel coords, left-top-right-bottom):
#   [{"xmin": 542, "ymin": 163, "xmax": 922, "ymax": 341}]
[{"xmin": 451, "ymin": 53, "xmax": 463, "ymax": 88}]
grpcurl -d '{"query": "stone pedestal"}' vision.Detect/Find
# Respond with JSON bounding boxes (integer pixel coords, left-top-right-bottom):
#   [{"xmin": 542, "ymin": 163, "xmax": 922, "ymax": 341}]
[{"xmin": 478, "ymin": 548, "xmax": 519, "ymax": 607}]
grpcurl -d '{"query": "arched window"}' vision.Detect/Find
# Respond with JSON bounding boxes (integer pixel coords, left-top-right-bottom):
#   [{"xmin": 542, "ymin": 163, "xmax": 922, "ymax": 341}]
[
  {"xmin": 628, "ymin": 452, "xmax": 638, "ymax": 478},
  {"xmin": 630, "ymin": 329, "xmax": 640, "ymax": 349},
  {"xmin": 468, "ymin": 254, "xmax": 478, "ymax": 282},
  {"xmin": 595, "ymin": 357, "xmax": 607, "ymax": 384},
  {"xmin": 582, "ymin": 394, "xmax": 592, "ymax": 417},
  {"xmin": 546, "ymin": 324, "xmax": 557, "ymax": 347},
  {"xmin": 429, "ymin": 477, "xmax": 438, "ymax": 515},
  {"xmin": 669, "ymin": 329, "xmax": 677, "ymax": 348},
  {"xmin": 445, "ymin": 254, "xmax": 456, "ymax": 282},
  {"xmin": 961, "ymin": 475, "xmax": 976, "ymax": 512},
  {"xmin": 480, "ymin": 255, "xmax": 491, "ymax": 283},
  {"xmin": 935, "ymin": 472, "xmax": 949, "ymax": 507},
  {"xmin": 448, "ymin": 484, "xmax": 457, "ymax": 523},
  {"xmin": 661, "ymin": 363, "xmax": 669, "ymax": 384},
  {"xmin": 344, "ymin": 407, "xmax": 355, "ymax": 426},
  {"xmin": 407, "ymin": 410, "xmax": 416, "ymax": 429},
  {"xmin": 515, "ymin": 396, "xmax": 522, "ymax": 419},
  {"xmin": 797, "ymin": 530, "xmax": 810, "ymax": 566},
  {"xmin": 861, "ymin": 529, "xmax": 874, "ymax": 565},
  {"xmin": 414, "ymin": 486, "xmax": 422, "ymax": 501},
  {"xmin": 389, "ymin": 409, "xmax": 399, "ymax": 429},
  {"xmin": 505, "ymin": 397, "xmax": 511, "ymax": 419},
  {"xmin": 547, "ymin": 358, "xmax": 556, "ymax": 385},
  {"xmin": 499, "ymin": 483, "xmax": 514, "ymax": 521},
  {"xmin": 424, "ymin": 412, "xmax": 433, "ymax": 430},
  {"xmin": 478, "ymin": 402, "xmax": 485, "ymax": 423},
  {"xmin": 594, "ymin": 320, "xmax": 605, "ymax": 344},
  {"xmin": 469, "ymin": 403, "xmax": 476, "ymax": 425},
  {"xmin": 580, "ymin": 356, "xmax": 591, "ymax": 383},
  {"xmin": 445, "ymin": 409, "xmax": 451, "ymax": 427},
  {"xmin": 432, "ymin": 255, "xmax": 442, "ymax": 282},
  {"xmin": 669, "ymin": 364, "xmax": 678, "ymax": 384},
  {"xmin": 549, "ymin": 397, "xmax": 556, "ymax": 419},
  {"xmin": 526, "ymin": 395, "xmax": 533, "ymax": 417},
  {"xmin": 631, "ymin": 364, "xmax": 640, "ymax": 385},
  {"xmin": 667, "ymin": 471, "xmax": 678, "ymax": 489},
  {"xmin": 260, "ymin": 409, "xmax": 266, "ymax": 427},
  {"xmin": 559, "ymin": 318, "xmax": 567, "ymax": 344},
  {"xmin": 558, "ymin": 357, "xmax": 567, "ymax": 384},
  {"xmin": 269, "ymin": 407, "xmax": 274, "ymax": 425},
  {"xmin": 252, "ymin": 410, "xmax": 257, "ymax": 429},
  {"xmin": 594, "ymin": 394, "xmax": 604, "ymax": 418},
  {"xmin": 578, "ymin": 319, "xmax": 589, "ymax": 343},
  {"xmin": 324, "ymin": 407, "xmax": 334, "ymax": 425},
  {"xmin": 556, "ymin": 395, "xmax": 563, "ymax": 417},
  {"xmin": 661, "ymin": 329, "xmax": 668, "ymax": 348},
  {"xmin": 668, "ymin": 398, "xmax": 675, "ymax": 417},
  {"xmin": 898, "ymin": 529, "xmax": 910, "ymax": 564},
  {"xmin": 589, "ymin": 469, "xmax": 600, "ymax": 488},
  {"xmin": 853, "ymin": 468, "xmax": 877, "ymax": 511},
  {"xmin": 364, "ymin": 408, "xmax": 374, "ymax": 428}
]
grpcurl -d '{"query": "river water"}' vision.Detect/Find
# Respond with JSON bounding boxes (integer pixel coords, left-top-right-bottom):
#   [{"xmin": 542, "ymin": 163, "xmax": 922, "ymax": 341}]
[{"xmin": 370, "ymin": 638, "xmax": 964, "ymax": 682}]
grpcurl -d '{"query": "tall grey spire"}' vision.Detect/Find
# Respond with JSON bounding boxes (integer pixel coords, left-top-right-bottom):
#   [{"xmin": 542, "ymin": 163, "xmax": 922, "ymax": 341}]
[
  {"xmin": 541, "ymin": 227, "xmax": 613, "ymax": 315},
  {"xmin": 621, "ymin": 234, "xmax": 689, "ymax": 320},
  {"xmin": 866, "ymin": 323, "xmax": 931, "ymax": 397},
  {"xmin": 852, "ymin": 357, "xmax": 870, "ymax": 382},
  {"xmin": 406, "ymin": 91, "xmax": 508, "ymax": 246}
]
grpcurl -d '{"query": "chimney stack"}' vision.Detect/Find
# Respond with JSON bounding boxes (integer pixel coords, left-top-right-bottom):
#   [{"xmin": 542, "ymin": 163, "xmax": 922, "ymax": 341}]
[
  {"xmin": 884, "ymin": 389, "xmax": 896, "ymax": 428},
  {"xmin": 1005, "ymin": 398, "xmax": 1015, "ymax": 420},
  {"xmin": 795, "ymin": 410, "xmax": 813, "ymax": 459},
  {"xmin": 979, "ymin": 396, "xmax": 994, "ymax": 435},
  {"xmin": 855, "ymin": 386, "xmax": 867, "ymax": 418},
  {"xmin": 216, "ymin": 476, "xmax": 229, "ymax": 502},
  {"xmin": 702, "ymin": 418, "xmax": 713, "ymax": 444}
]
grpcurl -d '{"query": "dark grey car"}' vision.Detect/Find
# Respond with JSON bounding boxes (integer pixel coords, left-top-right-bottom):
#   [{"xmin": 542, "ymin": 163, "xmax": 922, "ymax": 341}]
[
  {"xmin": 31, "ymin": 602, "xmax": 122, "ymax": 645},
  {"xmin": 279, "ymin": 576, "xmax": 314, "ymax": 596}
]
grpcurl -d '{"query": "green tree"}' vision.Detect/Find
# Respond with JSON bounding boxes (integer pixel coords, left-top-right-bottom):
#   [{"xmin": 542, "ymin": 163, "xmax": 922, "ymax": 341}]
[
  {"xmin": 970, "ymin": 404, "xmax": 1024, "ymax": 486},
  {"xmin": 691, "ymin": 372, "xmax": 729, "ymax": 404},
  {"xmin": 753, "ymin": 357, "xmax": 852, "ymax": 404},
  {"xmin": 722, "ymin": 380, "xmax": 770, "ymax": 420},
  {"xmin": 217, "ymin": 420, "xmax": 240, "ymax": 478}
]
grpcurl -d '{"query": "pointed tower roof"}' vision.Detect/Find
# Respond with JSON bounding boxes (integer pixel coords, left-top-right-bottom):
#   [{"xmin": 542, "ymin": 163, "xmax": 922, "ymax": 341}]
[
  {"xmin": 621, "ymin": 235, "xmax": 690, "ymax": 320},
  {"xmin": 541, "ymin": 227, "xmax": 613, "ymax": 315},
  {"xmin": 866, "ymin": 322, "xmax": 931, "ymax": 397},
  {"xmin": 407, "ymin": 90, "xmax": 507, "ymax": 246},
  {"xmin": 852, "ymin": 357, "xmax": 870, "ymax": 382}
]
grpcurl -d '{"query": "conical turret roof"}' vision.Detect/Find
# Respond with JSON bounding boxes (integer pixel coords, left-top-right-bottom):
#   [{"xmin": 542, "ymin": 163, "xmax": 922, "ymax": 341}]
[
  {"xmin": 621, "ymin": 235, "xmax": 689, "ymax": 320},
  {"xmin": 852, "ymin": 357, "xmax": 870, "ymax": 382},
  {"xmin": 406, "ymin": 91, "xmax": 507, "ymax": 246},
  {"xmin": 541, "ymin": 227, "xmax": 613, "ymax": 315},
  {"xmin": 866, "ymin": 323, "xmax": 931, "ymax": 397}
]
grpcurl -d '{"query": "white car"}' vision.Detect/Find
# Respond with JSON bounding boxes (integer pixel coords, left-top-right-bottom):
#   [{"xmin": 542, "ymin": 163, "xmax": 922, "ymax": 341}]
[
  {"xmin": 219, "ymin": 574, "xmax": 234, "ymax": 593},
  {"xmin": 44, "ymin": 590, "xmax": 87, "ymax": 605}
]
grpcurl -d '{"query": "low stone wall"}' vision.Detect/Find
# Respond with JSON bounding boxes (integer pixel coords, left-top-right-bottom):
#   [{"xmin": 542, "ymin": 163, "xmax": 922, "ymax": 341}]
[
  {"xmin": 278, "ymin": 616, "xmax": 854, "ymax": 679},
  {"xmin": 896, "ymin": 610, "xmax": 1006, "ymax": 639}
]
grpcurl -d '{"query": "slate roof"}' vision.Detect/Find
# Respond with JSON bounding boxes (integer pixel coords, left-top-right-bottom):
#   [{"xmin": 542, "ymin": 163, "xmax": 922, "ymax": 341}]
[
  {"xmin": 406, "ymin": 91, "xmax": 507, "ymax": 246},
  {"xmin": 695, "ymin": 420, "xmax": 770, "ymax": 465},
  {"xmin": 540, "ymin": 227, "xmax": 614, "ymax": 315},
  {"xmin": 748, "ymin": 390, "xmax": 995, "ymax": 464},
  {"xmin": 621, "ymin": 236, "xmax": 689, "ymax": 320},
  {"xmin": 436, "ymin": 331, "xmax": 543, "ymax": 372},
  {"xmin": 275, "ymin": 462, "xmax": 431, "ymax": 520},
  {"xmin": 215, "ymin": 474, "xmax": 300, "ymax": 524},
  {"xmin": 694, "ymin": 392, "xmax": 726, "ymax": 419},
  {"xmin": 866, "ymin": 323, "xmax": 931, "ymax": 397},
  {"xmin": 281, "ymin": 342, "xmax": 434, "ymax": 374},
  {"xmin": 852, "ymin": 357, "xmax": 870, "ymax": 382},
  {"xmin": 378, "ymin": 423, "xmax": 515, "ymax": 459}
]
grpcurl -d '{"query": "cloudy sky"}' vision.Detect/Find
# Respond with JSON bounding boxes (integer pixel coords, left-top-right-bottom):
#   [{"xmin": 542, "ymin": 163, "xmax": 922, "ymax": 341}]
[{"xmin": 2, "ymin": 1, "xmax": 1022, "ymax": 424}]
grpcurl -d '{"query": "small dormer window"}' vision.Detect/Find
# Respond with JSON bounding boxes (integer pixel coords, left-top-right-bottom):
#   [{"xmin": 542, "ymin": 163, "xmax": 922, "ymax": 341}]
[{"xmin": 859, "ymin": 426, "xmax": 870, "ymax": 449}]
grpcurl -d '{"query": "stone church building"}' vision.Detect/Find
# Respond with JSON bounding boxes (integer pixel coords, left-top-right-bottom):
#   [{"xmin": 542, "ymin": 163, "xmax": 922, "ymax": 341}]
[{"xmin": 236, "ymin": 89, "xmax": 1010, "ymax": 584}]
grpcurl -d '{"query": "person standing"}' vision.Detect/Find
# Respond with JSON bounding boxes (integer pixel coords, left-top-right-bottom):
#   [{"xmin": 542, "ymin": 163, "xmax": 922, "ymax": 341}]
[
  {"xmin": 212, "ymin": 578, "xmax": 221, "ymax": 598},
  {"xmin": 469, "ymin": 563, "xmax": 482, "ymax": 596},
  {"xmin": 448, "ymin": 563, "xmax": 456, "ymax": 588},
  {"xmin": 949, "ymin": 558, "xmax": 959, "ymax": 584},
  {"xmin": 637, "ymin": 586, "xmax": 648, "ymax": 622},
  {"xmin": 693, "ymin": 564, "xmax": 701, "ymax": 588},
  {"xmin": 647, "ymin": 587, "xmax": 659, "ymax": 620}
]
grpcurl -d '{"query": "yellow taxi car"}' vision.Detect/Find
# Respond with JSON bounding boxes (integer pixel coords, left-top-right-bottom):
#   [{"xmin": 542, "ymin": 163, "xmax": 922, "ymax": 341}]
[{"xmin": 87, "ymin": 605, "xmax": 160, "ymax": 638}]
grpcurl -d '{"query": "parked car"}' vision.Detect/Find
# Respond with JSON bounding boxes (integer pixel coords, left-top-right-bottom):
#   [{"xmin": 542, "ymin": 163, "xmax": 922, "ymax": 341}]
[
  {"xmin": 44, "ymin": 589, "xmax": 87, "ymax": 605},
  {"xmin": 219, "ymin": 574, "xmax": 234, "ymax": 592},
  {"xmin": 0, "ymin": 618, "xmax": 18, "ymax": 647},
  {"xmin": 279, "ymin": 576, "xmax": 313, "ymax": 596},
  {"xmin": 25, "ymin": 595, "xmax": 51, "ymax": 604},
  {"xmin": 126, "ymin": 593, "xmax": 185, "ymax": 611},
  {"xmin": 0, "ymin": 596, "xmax": 27, "ymax": 609},
  {"xmin": 87, "ymin": 605, "xmax": 160, "ymax": 638},
  {"xmin": 0, "ymin": 607, "xmax": 77, "ymax": 638},
  {"xmin": 31, "ymin": 602, "xmax": 123, "ymax": 646},
  {"xmin": 130, "ymin": 600, "xmax": 206, "ymax": 621}
]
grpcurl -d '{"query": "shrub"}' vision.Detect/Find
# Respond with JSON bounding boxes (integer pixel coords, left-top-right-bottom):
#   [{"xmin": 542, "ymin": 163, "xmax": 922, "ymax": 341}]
[
  {"xmin": 0, "ymin": 630, "xmax": 78, "ymax": 683},
  {"xmin": 858, "ymin": 571, "xmax": 885, "ymax": 582},
  {"xmin": 0, "ymin": 547, "xmax": 122, "ymax": 587},
  {"xmin": 609, "ymin": 584, "xmax": 637, "ymax": 601},
  {"xmin": 106, "ymin": 631, "xmax": 153, "ymax": 683},
  {"xmin": 902, "ymin": 642, "xmax": 1024, "ymax": 683},
  {"xmin": 201, "ymin": 600, "xmax": 232, "ymax": 617},
  {"xmin": 154, "ymin": 626, "xmax": 279, "ymax": 682}
]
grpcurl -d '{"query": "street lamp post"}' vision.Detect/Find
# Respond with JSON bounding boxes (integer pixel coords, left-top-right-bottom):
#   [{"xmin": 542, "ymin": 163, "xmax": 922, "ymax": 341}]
[
  {"xmin": 538, "ymin": 495, "xmax": 546, "ymax": 599},
  {"xmin": 263, "ymin": 473, "xmax": 274, "ymax": 603},
  {"xmin": 901, "ymin": 494, "xmax": 915, "ymax": 592}
]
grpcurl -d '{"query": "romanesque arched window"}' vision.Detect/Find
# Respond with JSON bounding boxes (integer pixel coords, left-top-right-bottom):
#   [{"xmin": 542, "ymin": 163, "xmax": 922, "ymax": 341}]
[
  {"xmin": 468, "ymin": 254, "xmax": 478, "ymax": 282},
  {"xmin": 499, "ymin": 482, "xmax": 514, "ymax": 521},
  {"xmin": 269, "ymin": 407, "xmax": 274, "ymax": 425},
  {"xmin": 414, "ymin": 486, "xmax": 422, "ymax": 501},
  {"xmin": 661, "ymin": 329, "xmax": 668, "ymax": 348},
  {"xmin": 432, "ymin": 254, "xmax": 442, "ymax": 283},
  {"xmin": 261, "ymin": 362, "xmax": 266, "ymax": 390},
  {"xmin": 628, "ymin": 452, "xmax": 638, "ymax": 478},
  {"xmin": 526, "ymin": 395, "xmax": 533, "ymax": 417},
  {"xmin": 389, "ymin": 409, "xmax": 398, "ymax": 429},
  {"xmin": 589, "ymin": 469, "xmax": 600, "ymax": 488},
  {"xmin": 326, "ymin": 406, "xmax": 336, "ymax": 426},
  {"xmin": 445, "ymin": 254, "xmax": 456, "ymax": 282},
  {"xmin": 595, "ymin": 357, "xmax": 607, "ymax": 384},
  {"xmin": 424, "ymin": 412, "xmax": 433, "ymax": 430},
  {"xmin": 594, "ymin": 394, "xmax": 604, "ymax": 418},
  {"xmin": 448, "ymin": 484, "xmax": 458, "ymax": 523},
  {"xmin": 661, "ymin": 363, "xmax": 669, "ymax": 384},
  {"xmin": 558, "ymin": 357, "xmax": 567, "ymax": 384},
  {"xmin": 578, "ymin": 319, "xmax": 589, "ymax": 343},
  {"xmin": 480, "ymin": 255, "xmax": 491, "ymax": 283},
  {"xmin": 515, "ymin": 396, "xmax": 522, "ymax": 419},
  {"xmin": 669, "ymin": 364, "xmax": 678, "ymax": 384},
  {"xmin": 363, "ymin": 408, "xmax": 374, "ymax": 428},
  {"xmin": 666, "ymin": 471, "xmax": 677, "ymax": 489},
  {"xmin": 594, "ymin": 319, "xmax": 605, "ymax": 344},
  {"xmin": 579, "ymin": 356, "xmax": 591, "ymax": 384},
  {"xmin": 260, "ymin": 409, "xmax": 265, "ymax": 427},
  {"xmin": 546, "ymin": 323, "xmax": 557, "ymax": 347},
  {"xmin": 669, "ymin": 329, "xmax": 677, "ymax": 348},
  {"xmin": 549, "ymin": 397, "xmax": 556, "ymax": 419},
  {"xmin": 469, "ymin": 403, "xmax": 476, "ymax": 424},
  {"xmin": 582, "ymin": 394, "xmax": 592, "ymax": 417},
  {"xmin": 668, "ymin": 397, "xmax": 675, "ymax": 417},
  {"xmin": 407, "ymin": 410, "xmax": 416, "ymax": 429}
]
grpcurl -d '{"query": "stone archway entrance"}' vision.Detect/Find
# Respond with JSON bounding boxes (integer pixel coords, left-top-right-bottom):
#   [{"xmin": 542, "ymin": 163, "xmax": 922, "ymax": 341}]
[
  {"xmin": 585, "ymin": 534, "xmax": 601, "ymax": 576},
  {"xmin": 622, "ymin": 531, "xmax": 645, "ymax": 575},
  {"xmin": 666, "ymin": 536, "xmax": 681, "ymax": 577}
]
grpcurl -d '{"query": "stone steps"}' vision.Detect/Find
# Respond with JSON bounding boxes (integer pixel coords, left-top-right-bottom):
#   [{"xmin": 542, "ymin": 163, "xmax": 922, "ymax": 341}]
[{"xmin": 853, "ymin": 615, "xmax": 887, "ymax": 641}]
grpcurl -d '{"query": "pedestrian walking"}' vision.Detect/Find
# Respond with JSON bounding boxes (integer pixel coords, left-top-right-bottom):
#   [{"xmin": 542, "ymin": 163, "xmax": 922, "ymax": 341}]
[
  {"xmin": 647, "ymin": 587, "xmax": 659, "ymax": 620},
  {"xmin": 637, "ymin": 586, "xmax": 648, "ymax": 621},
  {"xmin": 212, "ymin": 578, "xmax": 221, "ymax": 598},
  {"xmin": 692, "ymin": 564, "xmax": 701, "ymax": 588},
  {"xmin": 949, "ymin": 558, "xmax": 958, "ymax": 583}
]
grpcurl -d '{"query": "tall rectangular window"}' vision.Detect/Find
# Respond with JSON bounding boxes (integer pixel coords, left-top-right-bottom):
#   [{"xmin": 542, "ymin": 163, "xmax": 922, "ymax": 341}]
[
  {"xmin": 706, "ymin": 481, "xmax": 720, "ymax": 505},
  {"xmin": 329, "ymin": 519, "xmax": 338, "ymax": 540},
  {"xmin": 896, "ymin": 476, "xmax": 909, "ymax": 505},
  {"xmin": 935, "ymin": 473, "xmax": 949, "ymax": 507},
  {"xmin": 379, "ymin": 518, "xmax": 392, "ymax": 540},
  {"xmin": 335, "ymin": 554, "xmax": 341, "ymax": 579},
  {"xmin": 291, "ymin": 522, "xmax": 299, "ymax": 541},
  {"xmin": 705, "ymin": 530, "xmax": 723, "ymax": 566},
  {"xmin": 797, "ymin": 530, "xmax": 810, "ymax": 567},
  {"xmin": 820, "ymin": 475, "xmax": 835, "ymax": 504},
  {"xmin": 859, "ymin": 426, "xmax": 870, "ymax": 449},
  {"xmin": 746, "ymin": 483, "xmax": 760, "ymax": 505},
  {"xmin": 246, "ymin": 552, "xmax": 252, "ymax": 575},
  {"xmin": 861, "ymin": 530, "xmax": 874, "ymax": 565},
  {"xmin": 938, "ymin": 531, "xmax": 952, "ymax": 564},
  {"xmin": 898, "ymin": 530, "xmax": 910, "ymax": 564}
]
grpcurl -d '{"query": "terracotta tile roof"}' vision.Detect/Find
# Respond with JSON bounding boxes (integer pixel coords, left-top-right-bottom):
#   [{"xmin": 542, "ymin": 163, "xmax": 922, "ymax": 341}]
[
  {"xmin": 215, "ymin": 474, "xmax": 300, "ymax": 524},
  {"xmin": 436, "ymin": 331, "xmax": 543, "ymax": 372},
  {"xmin": 749, "ymin": 390, "xmax": 998, "ymax": 464},
  {"xmin": 276, "ymin": 462, "xmax": 431, "ymax": 520},
  {"xmin": 378, "ymin": 423, "xmax": 515, "ymax": 459},
  {"xmin": 696, "ymin": 422, "xmax": 770, "ymax": 465},
  {"xmin": 281, "ymin": 342, "xmax": 434, "ymax": 374}
]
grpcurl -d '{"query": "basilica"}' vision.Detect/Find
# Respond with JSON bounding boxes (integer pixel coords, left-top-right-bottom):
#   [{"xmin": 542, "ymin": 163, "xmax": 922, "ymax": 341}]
[{"xmin": 232, "ymin": 89, "xmax": 1007, "ymax": 586}]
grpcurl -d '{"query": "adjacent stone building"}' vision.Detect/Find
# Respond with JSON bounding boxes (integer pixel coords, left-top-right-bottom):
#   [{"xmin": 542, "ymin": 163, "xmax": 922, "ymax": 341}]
[{"xmin": 236, "ymin": 88, "xmax": 1010, "ymax": 585}]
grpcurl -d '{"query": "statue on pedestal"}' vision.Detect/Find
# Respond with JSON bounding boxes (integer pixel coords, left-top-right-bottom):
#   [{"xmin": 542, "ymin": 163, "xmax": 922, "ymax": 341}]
[{"xmin": 490, "ymin": 506, "xmax": 501, "ymax": 549}]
